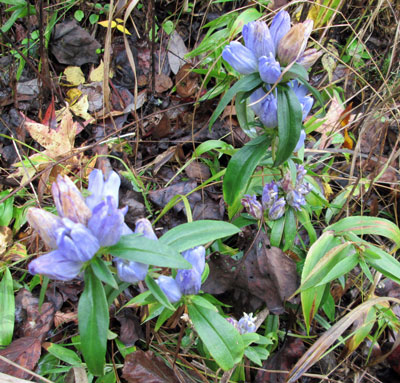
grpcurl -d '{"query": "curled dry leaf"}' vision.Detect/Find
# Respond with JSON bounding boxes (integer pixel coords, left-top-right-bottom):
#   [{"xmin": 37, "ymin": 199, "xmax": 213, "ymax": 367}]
[{"xmin": 176, "ymin": 64, "xmax": 199, "ymax": 98}]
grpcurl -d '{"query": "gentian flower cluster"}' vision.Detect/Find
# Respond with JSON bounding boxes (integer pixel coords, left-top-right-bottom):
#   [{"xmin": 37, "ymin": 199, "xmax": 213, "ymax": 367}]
[
  {"xmin": 27, "ymin": 170, "xmax": 150, "ymax": 282},
  {"xmin": 156, "ymin": 246, "xmax": 206, "ymax": 303},
  {"xmin": 222, "ymin": 10, "xmax": 320, "ymax": 148},
  {"xmin": 227, "ymin": 313, "xmax": 257, "ymax": 334},
  {"xmin": 242, "ymin": 164, "xmax": 312, "ymax": 221}
]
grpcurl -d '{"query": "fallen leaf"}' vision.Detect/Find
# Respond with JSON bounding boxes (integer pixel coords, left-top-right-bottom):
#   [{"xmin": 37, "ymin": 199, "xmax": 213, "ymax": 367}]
[
  {"xmin": 69, "ymin": 94, "xmax": 95, "ymax": 122},
  {"xmin": 155, "ymin": 73, "xmax": 173, "ymax": 93},
  {"xmin": 65, "ymin": 367, "xmax": 89, "ymax": 383},
  {"xmin": 175, "ymin": 64, "xmax": 199, "ymax": 98},
  {"xmin": 3, "ymin": 243, "xmax": 27, "ymax": 262},
  {"xmin": 122, "ymin": 350, "xmax": 180, "ymax": 383},
  {"xmin": 0, "ymin": 337, "xmax": 41, "ymax": 380},
  {"xmin": 64, "ymin": 66, "xmax": 86, "ymax": 86},
  {"xmin": 116, "ymin": 309, "xmax": 144, "ymax": 346},
  {"xmin": 89, "ymin": 60, "xmax": 113, "ymax": 82},
  {"xmin": 54, "ymin": 311, "xmax": 78, "ymax": 328},
  {"xmin": 167, "ymin": 30, "xmax": 188, "ymax": 75},
  {"xmin": 185, "ymin": 161, "xmax": 211, "ymax": 181},
  {"xmin": 0, "ymin": 226, "xmax": 12, "ymax": 257}
]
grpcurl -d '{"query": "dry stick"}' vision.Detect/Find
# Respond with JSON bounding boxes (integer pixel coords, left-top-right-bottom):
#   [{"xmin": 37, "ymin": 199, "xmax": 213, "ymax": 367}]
[{"xmin": 0, "ymin": 355, "xmax": 54, "ymax": 383}]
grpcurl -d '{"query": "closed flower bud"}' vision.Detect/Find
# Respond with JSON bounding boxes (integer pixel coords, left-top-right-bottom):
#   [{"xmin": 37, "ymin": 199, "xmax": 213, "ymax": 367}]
[
  {"xmin": 270, "ymin": 10, "xmax": 291, "ymax": 51},
  {"xmin": 286, "ymin": 190, "xmax": 306, "ymax": 211},
  {"xmin": 156, "ymin": 275, "xmax": 182, "ymax": 303},
  {"xmin": 27, "ymin": 208, "xmax": 64, "ymax": 249},
  {"xmin": 297, "ymin": 48, "xmax": 322, "ymax": 69},
  {"xmin": 222, "ymin": 42, "xmax": 258, "ymax": 74},
  {"xmin": 115, "ymin": 259, "xmax": 149, "ymax": 283},
  {"xmin": 176, "ymin": 269, "xmax": 202, "ymax": 295},
  {"xmin": 88, "ymin": 196, "xmax": 126, "ymax": 247},
  {"xmin": 262, "ymin": 181, "xmax": 278, "ymax": 210},
  {"xmin": 182, "ymin": 246, "xmax": 206, "ymax": 275},
  {"xmin": 250, "ymin": 87, "xmax": 278, "ymax": 129},
  {"xmin": 52, "ymin": 175, "xmax": 92, "ymax": 225},
  {"xmin": 268, "ymin": 197, "xmax": 286, "ymax": 220},
  {"xmin": 277, "ymin": 20, "xmax": 313, "ymax": 66},
  {"xmin": 289, "ymin": 80, "xmax": 314, "ymax": 121},
  {"xmin": 135, "ymin": 218, "xmax": 157, "ymax": 240},
  {"xmin": 86, "ymin": 169, "xmax": 121, "ymax": 211},
  {"xmin": 259, "ymin": 54, "xmax": 281, "ymax": 84},
  {"xmin": 243, "ymin": 21, "xmax": 275, "ymax": 58},
  {"xmin": 296, "ymin": 164, "xmax": 307, "ymax": 182},
  {"xmin": 242, "ymin": 194, "xmax": 263, "ymax": 220},
  {"xmin": 226, "ymin": 317, "xmax": 239, "ymax": 331},
  {"xmin": 238, "ymin": 313, "xmax": 257, "ymax": 334}
]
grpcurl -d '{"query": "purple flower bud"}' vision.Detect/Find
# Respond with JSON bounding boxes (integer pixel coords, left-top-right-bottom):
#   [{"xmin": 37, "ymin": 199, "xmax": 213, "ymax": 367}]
[
  {"xmin": 268, "ymin": 197, "xmax": 286, "ymax": 220},
  {"xmin": 57, "ymin": 219, "xmax": 100, "ymax": 262},
  {"xmin": 52, "ymin": 175, "xmax": 92, "ymax": 225},
  {"xmin": 294, "ymin": 130, "xmax": 306, "ymax": 152},
  {"xmin": 238, "ymin": 313, "xmax": 257, "ymax": 334},
  {"xmin": 249, "ymin": 87, "xmax": 278, "ymax": 129},
  {"xmin": 270, "ymin": 10, "xmax": 291, "ymax": 51},
  {"xmin": 86, "ymin": 170, "xmax": 121, "ymax": 211},
  {"xmin": 88, "ymin": 196, "xmax": 126, "ymax": 247},
  {"xmin": 243, "ymin": 21, "xmax": 275, "ymax": 59},
  {"xmin": 297, "ymin": 48, "xmax": 322, "ymax": 69},
  {"xmin": 296, "ymin": 164, "xmax": 307, "ymax": 182},
  {"xmin": 115, "ymin": 259, "xmax": 149, "ymax": 283},
  {"xmin": 27, "ymin": 208, "xmax": 64, "ymax": 249},
  {"xmin": 286, "ymin": 190, "xmax": 306, "ymax": 211},
  {"xmin": 175, "ymin": 269, "xmax": 202, "ymax": 295},
  {"xmin": 297, "ymin": 182, "xmax": 312, "ymax": 195},
  {"xmin": 222, "ymin": 42, "xmax": 258, "ymax": 74},
  {"xmin": 242, "ymin": 194, "xmax": 263, "ymax": 220},
  {"xmin": 226, "ymin": 317, "xmax": 239, "ymax": 331},
  {"xmin": 262, "ymin": 181, "xmax": 278, "ymax": 209},
  {"xmin": 182, "ymin": 246, "xmax": 206, "ymax": 275},
  {"xmin": 277, "ymin": 20, "xmax": 313, "ymax": 66},
  {"xmin": 156, "ymin": 275, "xmax": 182, "ymax": 303},
  {"xmin": 28, "ymin": 250, "xmax": 83, "ymax": 281},
  {"xmin": 259, "ymin": 54, "xmax": 281, "ymax": 83},
  {"xmin": 135, "ymin": 218, "xmax": 157, "ymax": 240}
]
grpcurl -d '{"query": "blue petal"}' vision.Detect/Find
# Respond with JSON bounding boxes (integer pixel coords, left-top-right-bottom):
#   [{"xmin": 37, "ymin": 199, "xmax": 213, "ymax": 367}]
[
  {"xmin": 58, "ymin": 221, "xmax": 100, "ymax": 262},
  {"xmin": 259, "ymin": 54, "xmax": 281, "ymax": 84},
  {"xmin": 222, "ymin": 42, "xmax": 258, "ymax": 74},
  {"xmin": 270, "ymin": 10, "xmax": 291, "ymax": 51},
  {"xmin": 243, "ymin": 21, "xmax": 275, "ymax": 58},
  {"xmin": 300, "ymin": 96, "xmax": 313, "ymax": 121},
  {"xmin": 249, "ymin": 88, "xmax": 266, "ymax": 117},
  {"xmin": 294, "ymin": 130, "xmax": 306, "ymax": 152},
  {"xmin": 156, "ymin": 275, "xmax": 182, "ymax": 303},
  {"xmin": 259, "ymin": 92, "xmax": 278, "ymax": 128},
  {"xmin": 175, "ymin": 269, "xmax": 202, "ymax": 295},
  {"xmin": 28, "ymin": 250, "xmax": 82, "ymax": 281},
  {"xmin": 268, "ymin": 197, "xmax": 286, "ymax": 220},
  {"xmin": 86, "ymin": 170, "xmax": 121, "ymax": 211},
  {"xmin": 115, "ymin": 258, "xmax": 149, "ymax": 283},
  {"xmin": 88, "ymin": 196, "xmax": 125, "ymax": 246},
  {"xmin": 182, "ymin": 246, "xmax": 205, "ymax": 275}
]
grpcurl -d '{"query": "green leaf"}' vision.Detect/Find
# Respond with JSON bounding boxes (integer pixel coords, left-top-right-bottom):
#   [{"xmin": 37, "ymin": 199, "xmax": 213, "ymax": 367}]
[
  {"xmin": 91, "ymin": 257, "xmax": 118, "ymax": 289},
  {"xmin": 326, "ymin": 216, "xmax": 400, "ymax": 248},
  {"xmin": 274, "ymin": 86, "xmax": 302, "ymax": 166},
  {"xmin": 74, "ymin": 9, "xmax": 84, "ymax": 22},
  {"xmin": 301, "ymin": 231, "xmax": 340, "ymax": 333},
  {"xmin": 223, "ymin": 135, "xmax": 270, "ymax": 208},
  {"xmin": 235, "ymin": 92, "xmax": 257, "ymax": 138},
  {"xmin": 230, "ymin": 8, "xmax": 261, "ymax": 37},
  {"xmin": 188, "ymin": 296, "xmax": 244, "ymax": 370},
  {"xmin": 270, "ymin": 215, "xmax": 285, "ymax": 247},
  {"xmin": 0, "ymin": 268, "xmax": 14, "ymax": 346},
  {"xmin": 209, "ymin": 73, "xmax": 262, "ymax": 129},
  {"xmin": 159, "ymin": 220, "xmax": 240, "ymax": 252},
  {"xmin": 282, "ymin": 63, "xmax": 309, "ymax": 82},
  {"xmin": 45, "ymin": 343, "xmax": 82, "ymax": 366},
  {"xmin": 0, "ymin": 191, "xmax": 14, "ymax": 226},
  {"xmin": 108, "ymin": 235, "xmax": 191, "ymax": 269},
  {"xmin": 78, "ymin": 267, "xmax": 109, "ymax": 376},
  {"xmin": 364, "ymin": 244, "xmax": 400, "ymax": 284},
  {"xmin": 145, "ymin": 274, "xmax": 176, "ymax": 311},
  {"xmin": 283, "ymin": 208, "xmax": 297, "ymax": 251}
]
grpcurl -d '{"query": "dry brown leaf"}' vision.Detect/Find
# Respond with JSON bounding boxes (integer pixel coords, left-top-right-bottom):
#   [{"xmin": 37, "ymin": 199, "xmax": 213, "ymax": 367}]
[{"xmin": 54, "ymin": 311, "xmax": 78, "ymax": 328}]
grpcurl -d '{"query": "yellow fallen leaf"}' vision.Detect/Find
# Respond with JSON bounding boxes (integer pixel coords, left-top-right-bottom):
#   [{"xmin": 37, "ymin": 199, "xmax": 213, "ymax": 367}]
[
  {"xmin": 115, "ymin": 18, "xmax": 124, "ymax": 23},
  {"xmin": 98, "ymin": 20, "xmax": 117, "ymax": 28},
  {"xmin": 65, "ymin": 88, "xmax": 83, "ymax": 105},
  {"xmin": 69, "ymin": 94, "xmax": 95, "ymax": 122},
  {"xmin": 89, "ymin": 60, "xmax": 113, "ymax": 82},
  {"xmin": 116, "ymin": 24, "xmax": 131, "ymax": 35},
  {"xmin": 64, "ymin": 66, "xmax": 85, "ymax": 86}
]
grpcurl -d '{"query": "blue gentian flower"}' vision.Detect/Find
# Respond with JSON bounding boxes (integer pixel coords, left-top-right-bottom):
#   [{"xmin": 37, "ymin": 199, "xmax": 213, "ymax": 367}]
[
  {"xmin": 222, "ymin": 42, "xmax": 258, "ymax": 74},
  {"xmin": 286, "ymin": 190, "xmax": 306, "ymax": 211},
  {"xmin": 294, "ymin": 130, "xmax": 306, "ymax": 152},
  {"xmin": 269, "ymin": 10, "xmax": 291, "ymax": 51},
  {"xmin": 157, "ymin": 246, "xmax": 206, "ymax": 302},
  {"xmin": 289, "ymin": 80, "xmax": 314, "ymax": 121},
  {"xmin": 52, "ymin": 175, "xmax": 92, "ymax": 225},
  {"xmin": 262, "ymin": 181, "xmax": 279, "ymax": 209},
  {"xmin": 259, "ymin": 53, "xmax": 281, "ymax": 84},
  {"xmin": 268, "ymin": 197, "xmax": 286, "ymax": 220},
  {"xmin": 115, "ymin": 218, "xmax": 156, "ymax": 283},
  {"xmin": 242, "ymin": 194, "xmax": 263, "ymax": 220},
  {"xmin": 238, "ymin": 312, "xmax": 257, "ymax": 334},
  {"xmin": 249, "ymin": 87, "xmax": 278, "ymax": 128},
  {"xmin": 86, "ymin": 169, "xmax": 121, "ymax": 210}
]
